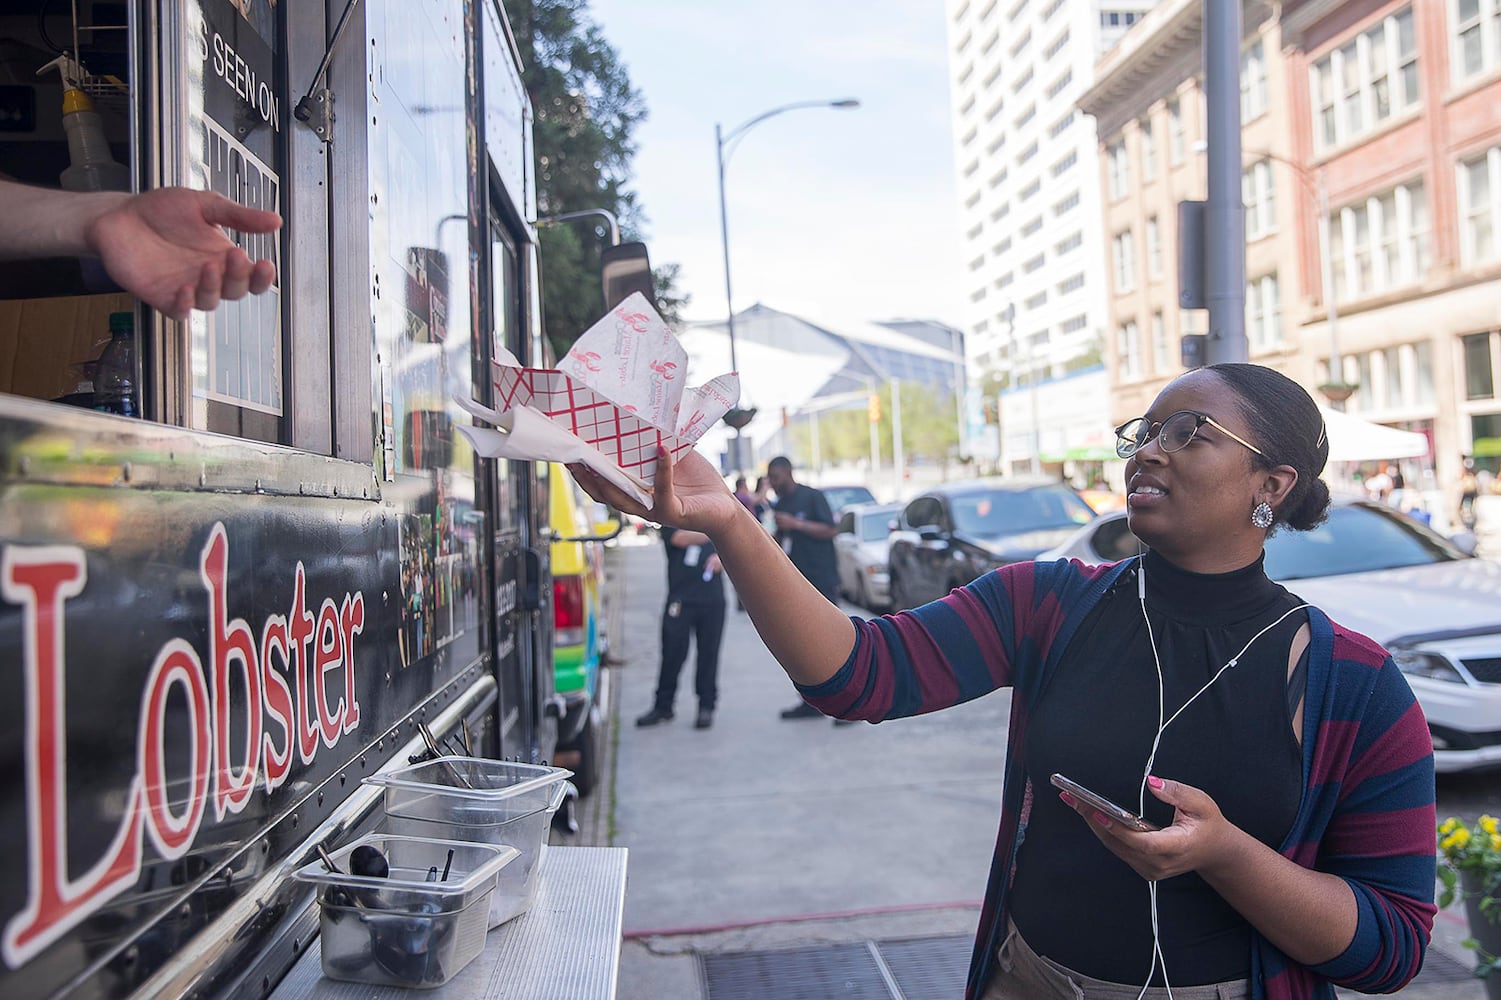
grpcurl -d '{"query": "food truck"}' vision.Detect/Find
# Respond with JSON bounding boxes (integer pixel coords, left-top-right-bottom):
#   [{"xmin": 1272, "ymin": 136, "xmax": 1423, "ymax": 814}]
[{"xmin": 0, "ymin": 1, "xmax": 629, "ymax": 995}]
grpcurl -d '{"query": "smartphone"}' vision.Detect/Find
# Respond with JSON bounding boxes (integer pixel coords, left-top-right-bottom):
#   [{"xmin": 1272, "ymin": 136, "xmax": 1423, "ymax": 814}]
[{"xmin": 1049, "ymin": 773, "xmax": 1160, "ymax": 832}]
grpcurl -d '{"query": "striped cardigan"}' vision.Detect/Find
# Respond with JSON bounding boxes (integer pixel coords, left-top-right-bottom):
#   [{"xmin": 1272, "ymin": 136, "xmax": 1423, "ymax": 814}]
[{"xmin": 796, "ymin": 558, "xmax": 1436, "ymax": 999}]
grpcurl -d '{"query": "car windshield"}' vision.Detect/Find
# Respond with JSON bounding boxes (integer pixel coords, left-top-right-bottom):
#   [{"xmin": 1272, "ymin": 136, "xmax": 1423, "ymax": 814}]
[
  {"xmin": 860, "ymin": 507, "xmax": 902, "ymax": 542},
  {"xmin": 824, "ymin": 486, "xmax": 877, "ymax": 511},
  {"xmin": 1264, "ymin": 503, "xmax": 1469, "ymax": 580},
  {"xmin": 950, "ymin": 486, "xmax": 1096, "ymax": 536}
]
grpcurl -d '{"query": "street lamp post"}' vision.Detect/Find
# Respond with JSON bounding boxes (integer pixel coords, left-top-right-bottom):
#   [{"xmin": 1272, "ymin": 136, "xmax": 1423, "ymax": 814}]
[{"xmin": 717, "ymin": 98, "xmax": 859, "ymax": 475}]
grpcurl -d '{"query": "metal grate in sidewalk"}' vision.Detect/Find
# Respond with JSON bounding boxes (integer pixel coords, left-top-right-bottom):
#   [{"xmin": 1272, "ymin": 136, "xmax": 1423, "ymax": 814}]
[{"xmin": 701, "ymin": 935, "xmax": 971, "ymax": 999}]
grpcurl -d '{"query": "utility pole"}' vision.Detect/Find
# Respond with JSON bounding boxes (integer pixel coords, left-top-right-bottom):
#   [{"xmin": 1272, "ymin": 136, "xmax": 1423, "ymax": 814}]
[
  {"xmin": 1202, "ymin": 0, "xmax": 1247, "ymax": 363},
  {"xmin": 868, "ymin": 381, "xmax": 881, "ymax": 482}
]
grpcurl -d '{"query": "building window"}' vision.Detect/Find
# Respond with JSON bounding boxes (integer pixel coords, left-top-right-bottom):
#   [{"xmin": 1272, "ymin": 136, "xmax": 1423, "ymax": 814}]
[
  {"xmin": 1329, "ymin": 179, "xmax": 1429, "ymax": 302},
  {"xmin": 1168, "ymin": 98, "xmax": 1185, "ymax": 164},
  {"xmin": 1051, "ymin": 151, "xmax": 1077, "ymax": 177},
  {"xmin": 1107, "ymin": 139, "xmax": 1130, "ymax": 200},
  {"xmin": 1060, "ymin": 314, "xmax": 1088, "ymax": 333},
  {"xmin": 1309, "ymin": 6, "xmax": 1419, "ymax": 152},
  {"xmin": 1464, "ymin": 332, "xmax": 1495, "ymax": 400},
  {"xmin": 1013, "ymin": 66, "xmax": 1034, "ymax": 93},
  {"xmin": 1023, "ymin": 253, "xmax": 1045, "ymax": 273},
  {"xmin": 1453, "ymin": 0, "xmax": 1501, "ymax": 82},
  {"xmin": 969, "ymin": 255, "xmax": 986, "ymax": 271},
  {"xmin": 1415, "ymin": 340, "xmax": 1436, "ymax": 405},
  {"xmin": 1055, "ymin": 231, "xmax": 1082, "ymax": 254},
  {"xmin": 1140, "ymin": 118, "xmax": 1157, "ymax": 182},
  {"xmin": 1245, "ymin": 273, "xmax": 1281, "ymax": 350},
  {"xmin": 1053, "ymin": 190, "xmax": 1080, "ymax": 215},
  {"xmin": 1018, "ymin": 141, "xmax": 1039, "ymax": 164},
  {"xmin": 1058, "ymin": 272, "xmax": 1085, "ymax": 294},
  {"xmin": 988, "ymin": 166, "xmax": 1009, "ymax": 188},
  {"xmin": 1044, "ymin": 29, "xmax": 1070, "ymax": 60},
  {"xmin": 1112, "ymin": 230, "xmax": 1136, "ymax": 293},
  {"xmin": 1459, "ymin": 145, "xmax": 1500, "ymax": 267},
  {"xmin": 1048, "ymin": 110, "xmax": 1076, "ymax": 139},
  {"xmin": 1025, "ymin": 290, "xmax": 1048, "ymax": 310},
  {"xmin": 1020, "ymin": 178, "xmax": 1041, "ymax": 201},
  {"xmin": 1241, "ymin": 39, "xmax": 1268, "ymax": 121},
  {"xmin": 1152, "ymin": 311, "xmax": 1168, "ymax": 372},
  {"xmin": 1009, "ymin": 28, "xmax": 1032, "ymax": 57},
  {"xmin": 1045, "ymin": 70, "xmax": 1074, "ymax": 100},
  {"xmin": 996, "ymin": 271, "xmax": 1015, "ymax": 288},
  {"xmin": 1015, "ymin": 103, "xmax": 1037, "ymax": 128},
  {"xmin": 993, "ymin": 236, "xmax": 1013, "ymax": 255},
  {"xmin": 1243, "ymin": 160, "xmax": 1277, "ymax": 240},
  {"xmin": 1042, "ymin": 0, "xmax": 1065, "ymax": 22},
  {"xmin": 1147, "ymin": 216, "xmax": 1163, "ymax": 278},
  {"xmin": 1021, "ymin": 215, "xmax": 1043, "ymax": 236},
  {"xmin": 990, "ymin": 202, "xmax": 1010, "ymax": 222},
  {"xmin": 1118, "ymin": 321, "xmax": 1142, "ymax": 379}
]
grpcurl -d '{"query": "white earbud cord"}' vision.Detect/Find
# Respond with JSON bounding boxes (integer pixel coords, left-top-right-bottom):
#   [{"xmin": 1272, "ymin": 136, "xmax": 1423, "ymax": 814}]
[{"xmin": 1132, "ymin": 555, "xmax": 1310, "ymax": 999}]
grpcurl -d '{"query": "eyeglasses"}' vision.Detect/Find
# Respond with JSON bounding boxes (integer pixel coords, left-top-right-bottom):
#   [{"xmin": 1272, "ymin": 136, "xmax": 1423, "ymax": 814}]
[{"xmin": 1114, "ymin": 410, "xmax": 1265, "ymax": 460}]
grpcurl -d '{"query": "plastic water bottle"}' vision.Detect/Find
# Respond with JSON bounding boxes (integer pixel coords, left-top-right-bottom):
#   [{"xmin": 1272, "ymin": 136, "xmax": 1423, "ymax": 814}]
[{"xmin": 93, "ymin": 312, "xmax": 138, "ymax": 417}]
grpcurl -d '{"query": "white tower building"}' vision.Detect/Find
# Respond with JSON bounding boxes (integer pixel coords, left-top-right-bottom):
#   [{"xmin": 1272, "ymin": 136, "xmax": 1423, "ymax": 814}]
[{"xmin": 946, "ymin": 0, "xmax": 1157, "ymax": 473}]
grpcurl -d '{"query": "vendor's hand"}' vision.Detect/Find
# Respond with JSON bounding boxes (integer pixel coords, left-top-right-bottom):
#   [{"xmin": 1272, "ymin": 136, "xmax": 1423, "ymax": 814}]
[
  {"xmin": 86, "ymin": 188, "xmax": 282, "ymax": 320},
  {"xmin": 569, "ymin": 447, "xmax": 741, "ymax": 536},
  {"xmin": 1060, "ymin": 775, "xmax": 1239, "ymax": 882}
]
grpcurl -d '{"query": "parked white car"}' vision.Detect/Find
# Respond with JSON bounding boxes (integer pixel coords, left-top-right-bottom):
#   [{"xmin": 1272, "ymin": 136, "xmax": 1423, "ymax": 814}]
[
  {"xmin": 1038, "ymin": 500, "xmax": 1501, "ymax": 773},
  {"xmin": 834, "ymin": 503, "xmax": 903, "ymax": 612}
]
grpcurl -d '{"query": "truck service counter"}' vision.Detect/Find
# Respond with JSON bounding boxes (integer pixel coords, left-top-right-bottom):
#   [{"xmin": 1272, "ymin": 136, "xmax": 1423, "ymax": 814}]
[{"xmin": 273, "ymin": 846, "xmax": 627, "ymax": 999}]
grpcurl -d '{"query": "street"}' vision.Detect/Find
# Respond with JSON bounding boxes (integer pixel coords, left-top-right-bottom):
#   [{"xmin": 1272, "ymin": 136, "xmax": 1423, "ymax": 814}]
[{"xmin": 574, "ymin": 537, "xmax": 1491, "ymax": 999}]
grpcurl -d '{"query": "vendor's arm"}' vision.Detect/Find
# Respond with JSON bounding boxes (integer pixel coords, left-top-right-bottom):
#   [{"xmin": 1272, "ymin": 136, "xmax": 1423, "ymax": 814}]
[
  {"xmin": 572, "ymin": 448, "xmax": 855, "ymax": 685},
  {"xmin": 0, "ymin": 179, "xmax": 281, "ymax": 319}
]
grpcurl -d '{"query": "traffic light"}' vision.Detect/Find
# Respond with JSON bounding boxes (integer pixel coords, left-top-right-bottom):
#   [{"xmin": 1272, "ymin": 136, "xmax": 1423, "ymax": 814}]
[{"xmin": 867, "ymin": 393, "xmax": 881, "ymax": 423}]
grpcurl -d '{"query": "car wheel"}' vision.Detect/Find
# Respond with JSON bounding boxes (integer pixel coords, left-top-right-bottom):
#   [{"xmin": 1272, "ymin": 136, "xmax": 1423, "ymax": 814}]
[
  {"xmin": 889, "ymin": 569, "xmax": 908, "ymax": 611},
  {"xmin": 854, "ymin": 574, "xmax": 870, "ymax": 611},
  {"xmin": 570, "ymin": 705, "xmax": 602, "ymax": 798}
]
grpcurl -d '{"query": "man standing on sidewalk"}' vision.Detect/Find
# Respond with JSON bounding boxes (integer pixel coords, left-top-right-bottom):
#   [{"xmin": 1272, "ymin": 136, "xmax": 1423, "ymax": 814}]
[
  {"xmin": 763, "ymin": 456, "xmax": 848, "ymax": 723},
  {"xmin": 635, "ymin": 526, "xmax": 726, "ymax": 730}
]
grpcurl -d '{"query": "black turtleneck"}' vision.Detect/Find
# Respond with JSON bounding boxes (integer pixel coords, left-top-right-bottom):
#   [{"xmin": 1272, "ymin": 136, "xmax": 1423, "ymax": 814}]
[{"xmin": 1008, "ymin": 549, "xmax": 1306, "ymax": 986}]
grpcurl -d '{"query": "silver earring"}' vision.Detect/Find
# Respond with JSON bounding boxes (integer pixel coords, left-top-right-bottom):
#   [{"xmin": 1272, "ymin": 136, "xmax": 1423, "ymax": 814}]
[{"xmin": 1251, "ymin": 501, "xmax": 1274, "ymax": 529}]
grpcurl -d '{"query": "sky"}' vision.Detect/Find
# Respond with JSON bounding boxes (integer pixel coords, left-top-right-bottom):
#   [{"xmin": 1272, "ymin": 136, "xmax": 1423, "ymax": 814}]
[{"xmin": 587, "ymin": 0, "xmax": 964, "ymax": 332}]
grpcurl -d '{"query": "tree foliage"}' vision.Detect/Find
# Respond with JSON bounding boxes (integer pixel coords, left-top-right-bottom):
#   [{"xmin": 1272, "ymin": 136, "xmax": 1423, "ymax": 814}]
[
  {"xmin": 510, "ymin": 0, "xmax": 686, "ymax": 356},
  {"xmin": 787, "ymin": 383, "xmax": 961, "ymax": 473}
]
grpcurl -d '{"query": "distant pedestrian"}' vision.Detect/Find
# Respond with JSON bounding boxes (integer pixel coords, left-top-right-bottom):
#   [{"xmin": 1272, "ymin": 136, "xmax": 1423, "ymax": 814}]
[
  {"xmin": 635, "ymin": 527, "xmax": 726, "ymax": 730},
  {"xmin": 763, "ymin": 457, "xmax": 846, "ymax": 724},
  {"xmin": 1461, "ymin": 460, "xmax": 1480, "ymax": 528}
]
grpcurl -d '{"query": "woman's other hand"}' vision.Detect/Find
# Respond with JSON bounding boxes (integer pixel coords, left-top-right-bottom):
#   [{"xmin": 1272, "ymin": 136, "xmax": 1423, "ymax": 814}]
[
  {"xmin": 569, "ymin": 447, "xmax": 742, "ymax": 536},
  {"xmin": 1061, "ymin": 775, "xmax": 1241, "ymax": 882}
]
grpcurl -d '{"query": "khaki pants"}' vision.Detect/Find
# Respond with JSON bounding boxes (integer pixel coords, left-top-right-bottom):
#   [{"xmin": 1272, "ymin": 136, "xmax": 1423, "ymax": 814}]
[{"xmin": 982, "ymin": 919, "xmax": 1251, "ymax": 1000}]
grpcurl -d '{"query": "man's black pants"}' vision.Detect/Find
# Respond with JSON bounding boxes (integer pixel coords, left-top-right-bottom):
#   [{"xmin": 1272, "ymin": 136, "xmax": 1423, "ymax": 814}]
[{"xmin": 654, "ymin": 597, "xmax": 726, "ymax": 712}]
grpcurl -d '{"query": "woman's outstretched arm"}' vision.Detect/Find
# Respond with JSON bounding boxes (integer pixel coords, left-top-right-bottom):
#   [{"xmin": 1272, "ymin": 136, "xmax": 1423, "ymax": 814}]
[{"xmin": 571, "ymin": 447, "xmax": 856, "ymax": 685}]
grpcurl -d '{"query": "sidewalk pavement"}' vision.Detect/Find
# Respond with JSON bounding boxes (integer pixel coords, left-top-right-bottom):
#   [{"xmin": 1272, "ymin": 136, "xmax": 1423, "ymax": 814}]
[{"xmin": 577, "ymin": 537, "xmax": 1482, "ymax": 999}]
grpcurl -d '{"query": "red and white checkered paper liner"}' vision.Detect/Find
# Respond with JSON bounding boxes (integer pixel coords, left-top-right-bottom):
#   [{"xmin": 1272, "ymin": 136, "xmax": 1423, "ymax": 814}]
[{"xmin": 492, "ymin": 365, "xmax": 697, "ymax": 488}]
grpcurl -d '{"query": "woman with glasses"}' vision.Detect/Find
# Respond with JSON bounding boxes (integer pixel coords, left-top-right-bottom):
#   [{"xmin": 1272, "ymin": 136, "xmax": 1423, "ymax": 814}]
[{"xmin": 569, "ymin": 363, "xmax": 1434, "ymax": 1000}]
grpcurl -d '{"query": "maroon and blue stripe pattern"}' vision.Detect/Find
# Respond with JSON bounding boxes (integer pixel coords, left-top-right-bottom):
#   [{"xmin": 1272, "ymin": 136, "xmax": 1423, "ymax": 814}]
[{"xmin": 796, "ymin": 558, "xmax": 1435, "ymax": 1000}]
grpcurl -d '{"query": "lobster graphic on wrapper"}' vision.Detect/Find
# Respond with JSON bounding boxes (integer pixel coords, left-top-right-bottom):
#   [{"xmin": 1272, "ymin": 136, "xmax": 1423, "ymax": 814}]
[{"xmin": 568, "ymin": 349, "xmax": 603, "ymax": 373}]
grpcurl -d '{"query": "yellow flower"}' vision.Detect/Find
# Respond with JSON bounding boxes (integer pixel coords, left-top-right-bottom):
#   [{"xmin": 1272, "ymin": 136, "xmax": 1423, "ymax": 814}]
[
  {"xmin": 1443, "ymin": 828, "xmax": 1472, "ymax": 852},
  {"xmin": 1441, "ymin": 817, "xmax": 1460, "ymax": 835},
  {"xmin": 1482, "ymin": 816, "xmax": 1499, "ymax": 837},
  {"xmin": 1490, "ymin": 833, "xmax": 1501, "ymax": 851}
]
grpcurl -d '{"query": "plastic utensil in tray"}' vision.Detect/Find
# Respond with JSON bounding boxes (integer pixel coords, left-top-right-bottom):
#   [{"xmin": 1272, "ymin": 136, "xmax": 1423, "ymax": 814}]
[
  {"xmin": 293, "ymin": 833, "xmax": 519, "ymax": 988},
  {"xmin": 366, "ymin": 758, "xmax": 572, "ymax": 927}
]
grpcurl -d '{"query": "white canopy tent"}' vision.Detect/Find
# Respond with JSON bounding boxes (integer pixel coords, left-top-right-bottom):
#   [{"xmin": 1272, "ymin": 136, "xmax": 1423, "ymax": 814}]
[{"xmin": 1318, "ymin": 407, "xmax": 1429, "ymax": 464}]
